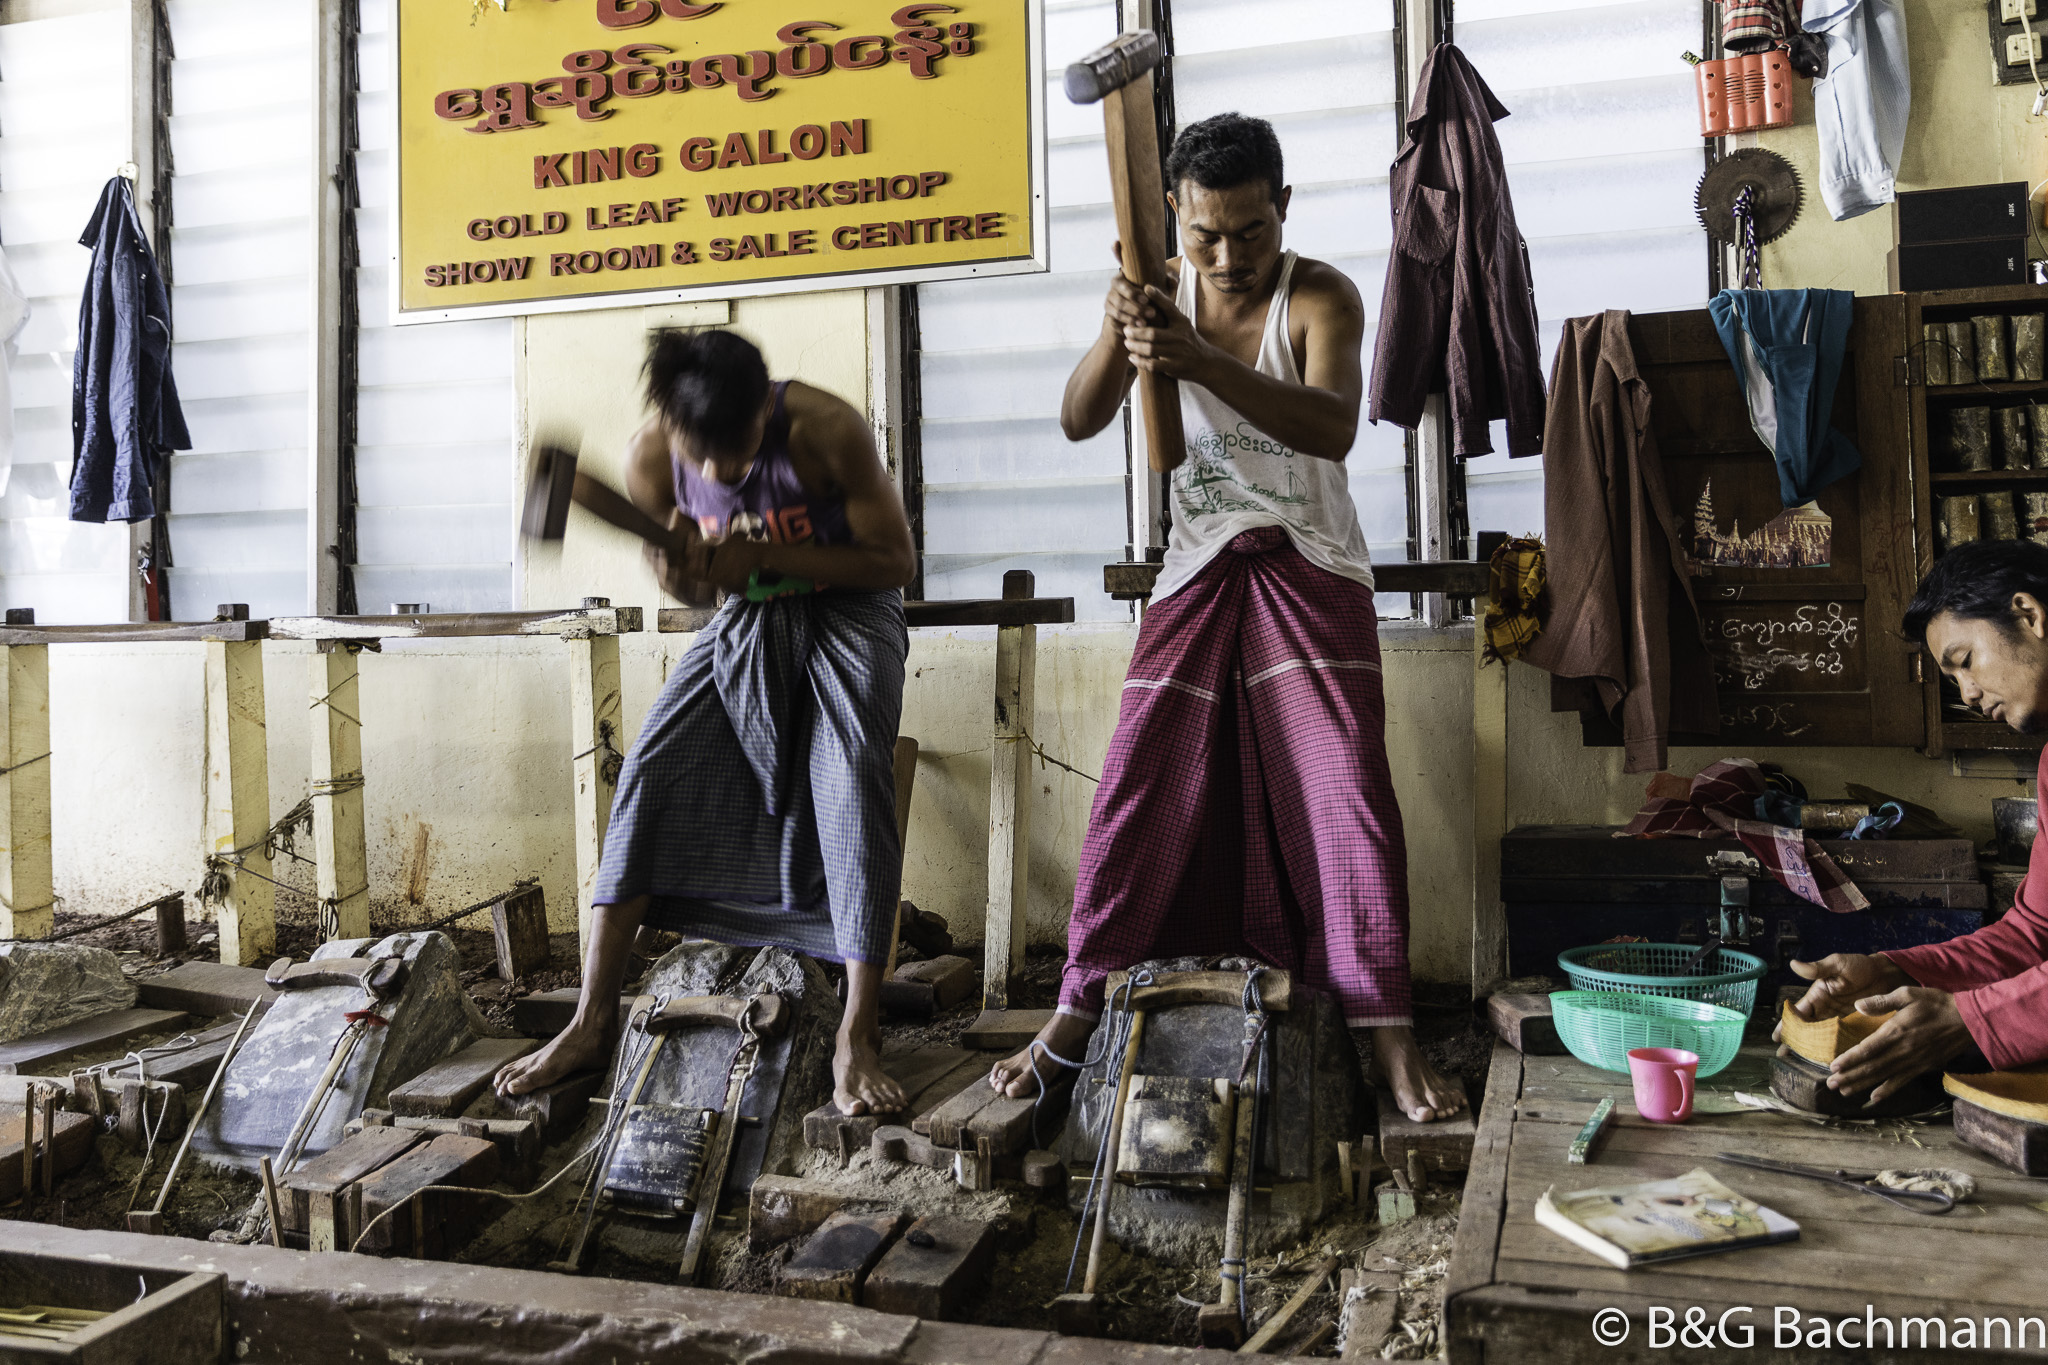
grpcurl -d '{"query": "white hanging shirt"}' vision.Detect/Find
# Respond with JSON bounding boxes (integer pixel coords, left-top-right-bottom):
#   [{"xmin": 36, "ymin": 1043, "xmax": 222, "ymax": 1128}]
[{"xmin": 1151, "ymin": 249, "xmax": 1375, "ymax": 603}]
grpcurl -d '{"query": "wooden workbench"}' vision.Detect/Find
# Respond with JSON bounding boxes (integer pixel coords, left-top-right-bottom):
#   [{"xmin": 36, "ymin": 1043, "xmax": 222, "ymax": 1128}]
[{"xmin": 1448, "ymin": 1038, "xmax": 2048, "ymax": 1363}]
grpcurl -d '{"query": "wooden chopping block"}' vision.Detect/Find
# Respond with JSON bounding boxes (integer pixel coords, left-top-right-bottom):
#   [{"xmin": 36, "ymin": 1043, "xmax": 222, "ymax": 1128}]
[
  {"xmin": 1951, "ymin": 1096, "xmax": 2048, "ymax": 1176},
  {"xmin": 776, "ymin": 1210, "xmax": 907, "ymax": 1303},
  {"xmin": 479, "ymin": 1065, "xmax": 605, "ymax": 1144},
  {"xmin": 354, "ymin": 1133, "xmax": 501, "ymax": 1257},
  {"xmin": 1769, "ymin": 1051, "xmax": 1942, "ymax": 1118},
  {"xmin": 350, "ymin": 1109, "xmax": 540, "ymax": 1181},
  {"xmin": 1486, "ymin": 994, "xmax": 1563, "ymax": 1055},
  {"xmin": 1376, "ymin": 1080, "xmax": 1475, "ymax": 1173},
  {"xmin": 279, "ymin": 1126, "xmax": 427, "ymax": 1237},
  {"xmin": 861, "ymin": 1215, "xmax": 996, "ymax": 1321},
  {"xmin": 882, "ymin": 955, "xmax": 979, "ymax": 1019}
]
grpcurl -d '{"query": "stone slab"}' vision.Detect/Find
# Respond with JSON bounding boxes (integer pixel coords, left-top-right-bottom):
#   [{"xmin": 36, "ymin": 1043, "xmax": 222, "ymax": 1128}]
[{"xmin": 0, "ymin": 942, "xmax": 138, "ymax": 1044}]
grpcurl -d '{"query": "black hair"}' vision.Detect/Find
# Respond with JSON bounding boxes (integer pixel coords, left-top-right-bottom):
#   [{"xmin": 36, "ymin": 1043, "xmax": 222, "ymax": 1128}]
[
  {"xmin": 1903, "ymin": 539, "xmax": 2048, "ymax": 643},
  {"xmin": 642, "ymin": 328, "xmax": 771, "ymax": 450},
  {"xmin": 1164, "ymin": 112, "xmax": 1285, "ymax": 207}
]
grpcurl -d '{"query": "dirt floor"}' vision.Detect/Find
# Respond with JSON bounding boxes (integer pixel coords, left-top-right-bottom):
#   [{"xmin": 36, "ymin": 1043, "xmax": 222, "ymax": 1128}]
[{"xmin": 12, "ymin": 908, "xmax": 1492, "ymax": 1357}]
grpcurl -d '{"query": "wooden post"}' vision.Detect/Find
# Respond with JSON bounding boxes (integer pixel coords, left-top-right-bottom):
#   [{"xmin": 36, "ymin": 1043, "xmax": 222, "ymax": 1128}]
[
  {"xmin": 310, "ymin": 646, "xmax": 370, "ymax": 941},
  {"xmin": 982, "ymin": 571, "xmax": 1037, "ymax": 1012},
  {"xmin": 1471, "ymin": 620, "xmax": 1508, "ymax": 997},
  {"xmin": 205, "ymin": 626, "xmax": 275, "ymax": 966},
  {"xmin": 569, "ymin": 601, "xmax": 623, "ymax": 959},
  {"xmin": 0, "ymin": 623, "xmax": 54, "ymax": 942}
]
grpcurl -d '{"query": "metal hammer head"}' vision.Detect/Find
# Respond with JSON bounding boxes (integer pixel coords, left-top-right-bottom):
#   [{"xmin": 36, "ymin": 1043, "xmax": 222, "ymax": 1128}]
[
  {"xmin": 1064, "ymin": 30, "xmax": 1160, "ymax": 104},
  {"xmin": 520, "ymin": 439, "xmax": 580, "ymax": 543}
]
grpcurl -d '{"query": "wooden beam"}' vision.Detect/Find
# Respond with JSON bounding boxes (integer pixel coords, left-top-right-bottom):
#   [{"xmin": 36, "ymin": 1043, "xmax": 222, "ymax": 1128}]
[
  {"xmin": 267, "ymin": 606, "xmax": 643, "ymax": 642},
  {"xmin": 568, "ymin": 625, "xmax": 623, "ymax": 958},
  {"xmin": 0, "ymin": 620, "xmax": 268, "ymax": 646},
  {"xmin": 0, "ymin": 1007, "xmax": 190, "ymax": 1073},
  {"xmin": 655, "ymin": 599, "xmax": 1078, "ymax": 634},
  {"xmin": 308, "ymin": 0, "xmax": 347, "ymax": 616},
  {"xmin": 1471, "ymin": 622, "xmax": 1507, "ymax": 997},
  {"xmin": 204, "ymin": 638, "xmax": 275, "ymax": 966},
  {"xmin": 309, "ymin": 647, "xmax": 369, "ymax": 941},
  {"xmin": 0, "ymin": 641, "xmax": 53, "ymax": 941},
  {"xmin": 983, "ymin": 571, "xmax": 1036, "ymax": 1012}
]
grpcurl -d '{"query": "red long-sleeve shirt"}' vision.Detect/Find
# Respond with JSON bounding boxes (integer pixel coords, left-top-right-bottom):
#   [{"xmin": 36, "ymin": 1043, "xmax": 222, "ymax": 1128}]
[{"xmin": 1885, "ymin": 749, "xmax": 2048, "ymax": 1070}]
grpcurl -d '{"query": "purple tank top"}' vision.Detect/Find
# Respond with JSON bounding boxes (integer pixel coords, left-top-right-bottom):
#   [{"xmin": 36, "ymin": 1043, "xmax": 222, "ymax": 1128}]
[{"xmin": 673, "ymin": 382, "xmax": 852, "ymax": 547}]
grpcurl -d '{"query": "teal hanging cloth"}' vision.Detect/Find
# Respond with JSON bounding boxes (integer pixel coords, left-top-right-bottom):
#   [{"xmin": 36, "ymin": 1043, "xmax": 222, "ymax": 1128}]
[{"xmin": 1707, "ymin": 288, "xmax": 1862, "ymax": 506}]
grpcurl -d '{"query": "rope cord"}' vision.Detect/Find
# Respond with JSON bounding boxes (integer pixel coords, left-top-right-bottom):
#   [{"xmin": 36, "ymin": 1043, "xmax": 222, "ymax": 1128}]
[
  {"xmin": 1000, "ymin": 729, "xmax": 1100, "ymax": 785},
  {"xmin": 0, "ymin": 751, "xmax": 50, "ymax": 777},
  {"xmin": 1061, "ymin": 970, "xmax": 1152, "ymax": 1291},
  {"xmin": 571, "ymin": 719, "xmax": 625, "ymax": 787}
]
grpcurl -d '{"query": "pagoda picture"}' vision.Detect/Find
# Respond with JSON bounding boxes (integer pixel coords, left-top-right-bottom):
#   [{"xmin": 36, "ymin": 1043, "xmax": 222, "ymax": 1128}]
[{"xmin": 1692, "ymin": 478, "xmax": 1832, "ymax": 568}]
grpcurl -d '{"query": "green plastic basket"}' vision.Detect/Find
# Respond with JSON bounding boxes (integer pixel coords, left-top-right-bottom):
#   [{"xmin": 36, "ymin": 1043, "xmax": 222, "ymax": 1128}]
[
  {"xmin": 1557, "ymin": 943, "xmax": 1768, "ymax": 1017},
  {"xmin": 1550, "ymin": 990, "xmax": 1746, "ymax": 1077}
]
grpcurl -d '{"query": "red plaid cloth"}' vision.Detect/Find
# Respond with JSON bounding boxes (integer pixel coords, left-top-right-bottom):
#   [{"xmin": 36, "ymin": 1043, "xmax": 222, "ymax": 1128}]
[
  {"xmin": 1621, "ymin": 758, "xmax": 1869, "ymax": 914},
  {"xmin": 1057, "ymin": 528, "xmax": 1413, "ymax": 1028}
]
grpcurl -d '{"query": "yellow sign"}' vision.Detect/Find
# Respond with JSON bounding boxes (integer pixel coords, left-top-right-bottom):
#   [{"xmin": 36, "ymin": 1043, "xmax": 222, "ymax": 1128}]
[{"xmin": 394, "ymin": 0, "xmax": 1044, "ymax": 321}]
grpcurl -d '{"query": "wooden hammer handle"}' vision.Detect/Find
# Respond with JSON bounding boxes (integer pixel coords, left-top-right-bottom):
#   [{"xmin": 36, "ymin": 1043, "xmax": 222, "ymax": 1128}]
[
  {"xmin": 572, "ymin": 471, "xmax": 685, "ymax": 551},
  {"xmin": 1103, "ymin": 73, "xmax": 1185, "ymax": 474}
]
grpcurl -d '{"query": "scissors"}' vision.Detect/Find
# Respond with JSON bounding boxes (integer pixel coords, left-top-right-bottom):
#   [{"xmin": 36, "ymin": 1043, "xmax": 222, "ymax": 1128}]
[{"xmin": 1715, "ymin": 1153, "xmax": 1956, "ymax": 1214}]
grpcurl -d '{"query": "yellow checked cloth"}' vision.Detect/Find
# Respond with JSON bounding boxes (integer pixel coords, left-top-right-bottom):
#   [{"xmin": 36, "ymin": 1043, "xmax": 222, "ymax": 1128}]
[{"xmin": 1483, "ymin": 535, "xmax": 1548, "ymax": 663}]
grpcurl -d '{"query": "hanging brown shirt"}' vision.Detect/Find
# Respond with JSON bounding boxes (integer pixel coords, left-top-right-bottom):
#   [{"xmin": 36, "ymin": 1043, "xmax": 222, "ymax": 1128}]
[
  {"xmin": 1520, "ymin": 312, "xmax": 1719, "ymax": 773},
  {"xmin": 1367, "ymin": 43, "xmax": 1546, "ymax": 458}
]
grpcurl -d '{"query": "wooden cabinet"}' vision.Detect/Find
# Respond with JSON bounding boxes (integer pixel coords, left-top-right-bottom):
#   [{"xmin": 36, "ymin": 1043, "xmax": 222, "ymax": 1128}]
[
  {"xmin": 1575, "ymin": 299, "xmax": 1922, "ymax": 750},
  {"xmin": 1900, "ymin": 283, "xmax": 2048, "ymax": 755}
]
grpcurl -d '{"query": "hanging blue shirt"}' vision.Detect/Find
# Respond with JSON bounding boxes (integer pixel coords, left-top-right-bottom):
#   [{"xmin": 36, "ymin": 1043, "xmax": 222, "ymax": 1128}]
[
  {"xmin": 69, "ymin": 177, "xmax": 189, "ymax": 524},
  {"xmin": 1707, "ymin": 288, "xmax": 1862, "ymax": 508}
]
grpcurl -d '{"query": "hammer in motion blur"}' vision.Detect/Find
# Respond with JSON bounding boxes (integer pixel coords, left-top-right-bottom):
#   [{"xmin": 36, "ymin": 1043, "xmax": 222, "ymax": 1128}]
[
  {"xmin": 1066, "ymin": 29, "xmax": 1184, "ymax": 474},
  {"xmin": 522, "ymin": 440, "xmax": 688, "ymax": 553}
]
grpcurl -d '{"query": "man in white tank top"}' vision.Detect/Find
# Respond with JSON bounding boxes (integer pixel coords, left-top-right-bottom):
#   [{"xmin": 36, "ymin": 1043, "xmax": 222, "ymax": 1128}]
[{"xmin": 989, "ymin": 115, "xmax": 1465, "ymax": 1125}]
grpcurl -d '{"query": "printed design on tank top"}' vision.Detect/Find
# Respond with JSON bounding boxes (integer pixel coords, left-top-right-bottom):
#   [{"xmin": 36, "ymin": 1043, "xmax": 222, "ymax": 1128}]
[
  {"xmin": 694, "ymin": 503, "xmax": 817, "ymax": 545},
  {"xmin": 1175, "ymin": 429, "xmax": 1312, "ymax": 525}
]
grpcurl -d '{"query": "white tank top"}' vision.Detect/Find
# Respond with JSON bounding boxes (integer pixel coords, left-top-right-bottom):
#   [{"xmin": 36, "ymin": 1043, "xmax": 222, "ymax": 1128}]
[{"xmin": 1151, "ymin": 250, "xmax": 1376, "ymax": 603}]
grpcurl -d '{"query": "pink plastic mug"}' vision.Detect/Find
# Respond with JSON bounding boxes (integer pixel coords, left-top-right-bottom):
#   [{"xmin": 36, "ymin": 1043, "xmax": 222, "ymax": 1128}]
[{"xmin": 1628, "ymin": 1047, "xmax": 1699, "ymax": 1124}]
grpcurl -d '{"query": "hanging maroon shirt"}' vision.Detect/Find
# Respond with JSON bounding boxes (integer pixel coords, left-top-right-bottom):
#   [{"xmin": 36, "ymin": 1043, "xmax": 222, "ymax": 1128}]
[
  {"xmin": 1367, "ymin": 43, "xmax": 1546, "ymax": 458},
  {"xmin": 1885, "ymin": 744, "xmax": 2048, "ymax": 1069}
]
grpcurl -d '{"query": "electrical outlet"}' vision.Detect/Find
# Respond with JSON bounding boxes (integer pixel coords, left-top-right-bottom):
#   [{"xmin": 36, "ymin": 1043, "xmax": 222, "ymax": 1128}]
[
  {"xmin": 2008, "ymin": 30, "xmax": 2043, "ymax": 63},
  {"xmin": 2004, "ymin": 0, "xmax": 2038, "ymax": 22}
]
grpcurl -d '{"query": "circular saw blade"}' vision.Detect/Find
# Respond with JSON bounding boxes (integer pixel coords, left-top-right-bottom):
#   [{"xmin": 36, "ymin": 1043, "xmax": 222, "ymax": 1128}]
[{"xmin": 1695, "ymin": 148, "xmax": 1803, "ymax": 246}]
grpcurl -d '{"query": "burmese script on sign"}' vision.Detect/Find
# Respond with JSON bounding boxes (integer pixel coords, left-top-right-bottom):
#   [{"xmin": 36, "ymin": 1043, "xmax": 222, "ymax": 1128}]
[{"xmin": 396, "ymin": 0, "xmax": 1039, "ymax": 317}]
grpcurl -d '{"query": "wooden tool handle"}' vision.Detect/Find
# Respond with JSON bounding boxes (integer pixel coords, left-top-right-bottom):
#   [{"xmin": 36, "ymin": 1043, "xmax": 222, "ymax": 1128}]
[
  {"xmin": 1103, "ymin": 72, "xmax": 1185, "ymax": 473},
  {"xmin": 572, "ymin": 470, "xmax": 682, "ymax": 550},
  {"xmin": 642, "ymin": 992, "xmax": 789, "ymax": 1039}
]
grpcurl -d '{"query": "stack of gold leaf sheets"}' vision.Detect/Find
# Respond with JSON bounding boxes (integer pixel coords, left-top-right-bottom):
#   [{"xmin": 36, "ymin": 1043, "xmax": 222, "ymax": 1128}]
[
  {"xmin": 0, "ymin": 1305, "xmax": 108, "ymax": 1341},
  {"xmin": 1777, "ymin": 1000, "xmax": 1894, "ymax": 1065},
  {"xmin": 1943, "ymin": 1067, "xmax": 2048, "ymax": 1122}
]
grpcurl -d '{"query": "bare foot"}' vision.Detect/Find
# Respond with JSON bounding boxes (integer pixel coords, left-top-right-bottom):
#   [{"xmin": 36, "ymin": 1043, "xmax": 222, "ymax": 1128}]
[
  {"xmin": 989, "ymin": 1011, "xmax": 1096, "ymax": 1099},
  {"xmin": 834, "ymin": 1027, "xmax": 905, "ymax": 1116},
  {"xmin": 495, "ymin": 1022, "xmax": 611, "ymax": 1098},
  {"xmin": 1372, "ymin": 1024, "xmax": 1467, "ymax": 1123}
]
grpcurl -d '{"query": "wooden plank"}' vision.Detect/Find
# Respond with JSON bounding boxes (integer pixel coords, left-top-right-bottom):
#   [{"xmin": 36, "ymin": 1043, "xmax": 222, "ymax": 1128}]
[
  {"xmin": 776, "ymin": 1211, "xmax": 907, "ymax": 1303},
  {"xmin": 508, "ymin": 988, "xmax": 635, "ymax": 1038},
  {"xmin": 0, "ymin": 1008, "xmax": 191, "ymax": 1074},
  {"xmin": 97, "ymin": 1019, "xmax": 245, "ymax": 1091},
  {"xmin": 804, "ymin": 1045, "xmax": 986, "ymax": 1153},
  {"xmin": 0, "ymin": 620, "xmax": 269, "ymax": 645},
  {"xmin": 0, "ymin": 1103, "xmax": 94, "ymax": 1203},
  {"xmin": 1377, "ymin": 1079, "xmax": 1477, "ymax": 1173},
  {"xmin": 1442, "ymin": 1042, "xmax": 1522, "ymax": 1312},
  {"xmin": 861, "ymin": 1215, "xmax": 996, "ymax": 1321},
  {"xmin": 0, "ymin": 642, "xmax": 53, "ymax": 941},
  {"xmin": 308, "ymin": 646, "xmax": 370, "ymax": 941},
  {"xmin": 1240, "ymin": 1255, "xmax": 1337, "ymax": 1354},
  {"xmin": 920, "ymin": 1075, "xmax": 999, "ymax": 1145},
  {"xmin": 279, "ymin": 1127, "xmax": 427, "ymax": 1232},
  {"xmin": 1338, "ymin": 1270, "xmax": 1399, "ymax": 1361},
  {"xmin": 1104, "ymin": 560, "xmax": 1490, "ymax": 601},
  {"xmin": 894, "ymin": 955, "xmax": 976, "ymax": 1011},
  {"xmin": 492, "ymin": 884, "xmax": 550, "ymax": 980},
  {"xmin": 266, "ymin": 606, "xmax": 643, "ymax": 641},
  {"xmin": 569, "ymin": 632, "xmax": 622, "ymax": 960},
  {"xmin": 481, "ymin": 1065, "xmax": 605, "ymax": 1143},
  {"xmin": 354, "ymin": 1133, "xmax": 500, "ymax": 1256},
  {"xmin": 135, "ymin": 962, "xmax": 279, "ymax": 1018},
  {"xmin": 388, "ymin": 1037, "xmax": 541, "ymax": 1119},
  {"xmin": 204, "ymin": 638, "xmax": 275, "ymax": 966},
  {"xmin": 1486, "ymin": 995, "xmax": 1563, "ymax": 1055},
  {"xmin": 982, "ymin": 570, "xmax": 1035, "ymax": 1011},
  {"xmin": 748, "ymin": 1173, "xmax": 905, "ymax": 1250},
  {"xmin": 962, "ymin": 1008, "xmax": 1056, "ymax": 1052}
]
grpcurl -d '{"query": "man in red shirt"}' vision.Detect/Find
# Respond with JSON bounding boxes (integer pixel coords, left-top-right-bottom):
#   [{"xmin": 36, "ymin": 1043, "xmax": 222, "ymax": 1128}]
[{"xmin": 1786, "ymin": 540, "xmax": 2048, "ymax": 1100}]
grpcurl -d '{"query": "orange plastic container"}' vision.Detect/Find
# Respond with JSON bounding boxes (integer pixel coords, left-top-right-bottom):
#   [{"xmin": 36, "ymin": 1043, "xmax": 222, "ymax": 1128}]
[{"xmin": 1694, "ymin": 51, "xmax": 1795, "ymax": 136}]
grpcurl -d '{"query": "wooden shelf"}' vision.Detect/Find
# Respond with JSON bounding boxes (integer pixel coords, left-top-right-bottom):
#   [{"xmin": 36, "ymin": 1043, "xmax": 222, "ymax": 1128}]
[
  {"xmin": 1930, "ymin": 469, "xmax": 2048, "ymax": 484},
  {"xmin": 1925, "ymin": 379, "xmax": 2048, "ymax": 398}
]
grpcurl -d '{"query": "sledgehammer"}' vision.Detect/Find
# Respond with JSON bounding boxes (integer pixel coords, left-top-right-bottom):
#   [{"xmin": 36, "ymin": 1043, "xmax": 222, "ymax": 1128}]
[
  {"xmin": 1066, "ymin": 29, "xmax": 1185, "ymax": 474},
  {"xmin": 521, "ymin": 440, "xmax": 689, "ymax": 553}
]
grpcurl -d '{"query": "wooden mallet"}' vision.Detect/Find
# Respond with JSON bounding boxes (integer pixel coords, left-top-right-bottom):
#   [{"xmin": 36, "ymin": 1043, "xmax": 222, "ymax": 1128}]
[{"xmin": 1067, "ymin": 30, "xmax": 1186, "ymax": 474}]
